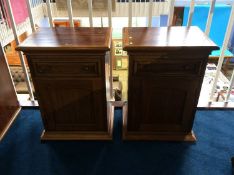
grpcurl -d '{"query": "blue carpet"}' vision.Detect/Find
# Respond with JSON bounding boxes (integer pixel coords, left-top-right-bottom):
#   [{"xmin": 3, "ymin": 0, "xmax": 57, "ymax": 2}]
[{"xmin": 1, "ymin": 109, "xmax": 234, "ymax": 175}]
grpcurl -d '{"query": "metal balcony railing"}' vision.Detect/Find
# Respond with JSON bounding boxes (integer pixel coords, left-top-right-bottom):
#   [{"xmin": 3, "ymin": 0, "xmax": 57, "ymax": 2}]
[{"xmin": 0, "ymin": 0, "xmax": 234, "ymax": 108}]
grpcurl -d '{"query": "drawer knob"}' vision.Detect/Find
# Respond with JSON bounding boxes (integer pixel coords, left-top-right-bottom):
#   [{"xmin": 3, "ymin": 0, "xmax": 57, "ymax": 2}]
[
  {"xmin": 184, "ymin": 65, "xmax": 191, "ymax": 70},
  {"xmin": 37, "ymin": 65, "xmax": 51, "ymax": 73},
  {"xmin": 38, "ymin": 68, "xmax": 46, "ymax": 73},
  {"xmin": 83, "ymin": 66, "xmax": 90, "ymax": 71},
  {"xmin": 161, "ymin": 55, "xmax": 168, "ymax": 59}
]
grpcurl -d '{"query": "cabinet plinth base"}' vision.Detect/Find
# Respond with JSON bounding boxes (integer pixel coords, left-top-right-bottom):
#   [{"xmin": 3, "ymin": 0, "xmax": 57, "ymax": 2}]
[
  {"xmin": 123, "ymin": 131, "xmax": 196, "ymax": 142},
  {"xmin": 122, "ymin": 104, "xmax": 196, "ymax": 142},
  {"xmin": 41, "ymin": 130, "xmax": 113, "ymax": 141},
  {"xmin": 40, "ymin": 100, "xmax": 114, "ymax": 141},
  {"xmin": 41, "ymin": 105, "xmax": 114, "ymax": 141}
]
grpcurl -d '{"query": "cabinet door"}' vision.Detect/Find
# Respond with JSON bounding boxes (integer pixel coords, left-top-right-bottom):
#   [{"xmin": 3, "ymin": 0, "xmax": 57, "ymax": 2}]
[
  {"xmin": 128, "ymin": 77, "xmax": 199, "ymax": 132},
  {"xmin": 34, "ymin": 78, "xmax": 107, "ymax": 132}
]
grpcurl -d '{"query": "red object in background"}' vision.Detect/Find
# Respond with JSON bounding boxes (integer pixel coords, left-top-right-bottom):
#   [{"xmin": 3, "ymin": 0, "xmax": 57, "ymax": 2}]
[{"xmin": 3, "ymin": 0, "xmax": 28, "ymax": 25}]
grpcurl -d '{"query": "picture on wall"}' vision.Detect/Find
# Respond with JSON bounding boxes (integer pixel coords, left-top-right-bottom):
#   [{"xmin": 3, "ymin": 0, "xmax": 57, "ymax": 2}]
[
  {"xmin": 122, "ymin": 51, "xmax": 128, "ymax": 56},
  {"xmin": 112, "ymin": 39, "xmax": 128, "ymax": 70},
  {"xmin": 114, "ymin": 41, "xmax": 122, "ymax": 48},
  {"xmin": 116, "ymin": 58, "xmax": 122, "ymax": 68},
  {"xmin": 115, "ymin": 48, "xmax": 122, "ymax": 56}
]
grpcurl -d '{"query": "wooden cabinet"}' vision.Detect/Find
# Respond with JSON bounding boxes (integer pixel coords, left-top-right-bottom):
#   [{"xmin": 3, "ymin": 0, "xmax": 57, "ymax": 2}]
[
  {"xmin": 123, "ymin": 27, "xmax": 219, "ymax": 141},
  {"xmin": 16, "ymin": 28, "xmax": 113, "ymax": 140},
  {"xmin": 0, "ymin": 44, "xmax": 21, "ymax": 141}
]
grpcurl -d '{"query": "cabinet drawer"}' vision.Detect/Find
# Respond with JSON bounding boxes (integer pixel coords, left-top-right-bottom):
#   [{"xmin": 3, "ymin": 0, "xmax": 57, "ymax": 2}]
[
  {"xmin": 32, "ymin": 61, "xmax": 101, "ymax": 77},
  {"xmin": 133, "ymin": 60, "xmax": 202, "ymax": 76}
]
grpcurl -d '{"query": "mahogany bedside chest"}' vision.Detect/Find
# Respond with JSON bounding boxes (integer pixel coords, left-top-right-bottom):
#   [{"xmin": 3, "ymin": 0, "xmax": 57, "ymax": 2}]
[
  {"xmin": 122, "ymin": 26, "xmax": 218, "ymax": 141},
  {"xmin": 16, "ymin": 27, "xmax": 114, "ymax": 140}
]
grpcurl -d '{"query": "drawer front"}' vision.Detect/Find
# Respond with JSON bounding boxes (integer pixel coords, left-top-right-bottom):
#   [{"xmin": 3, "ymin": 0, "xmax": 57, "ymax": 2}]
[
  {"xmin": 133, "ymin": 59, "xmax": 203, "ymax": 77},
  {"xmin": 32, "ymin": 61, "xmax": 101, "ymax": 77}
]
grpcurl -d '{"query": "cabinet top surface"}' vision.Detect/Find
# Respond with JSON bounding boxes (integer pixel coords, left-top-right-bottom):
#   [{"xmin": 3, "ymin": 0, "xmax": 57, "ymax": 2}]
[
  {"xmin": 16, "ymin": 27, "xmax": 111, "ymax": 52},
  {"xmin": 123, "ymin": 26, "xmax": 219, "ymax": 51}
]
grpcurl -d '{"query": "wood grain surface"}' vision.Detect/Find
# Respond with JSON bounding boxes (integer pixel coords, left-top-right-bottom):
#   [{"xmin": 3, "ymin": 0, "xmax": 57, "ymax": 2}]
[
  {"xmin": 123, "ymin": 26, "xmax": 219, "ymax": 51},
  {"xmin": 0, "ymin": 44, "xmax": 20, "ymax": 141},
  {"xmin": 16, "ymin": 27, "xmax": 112, "ymax": 52}
]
